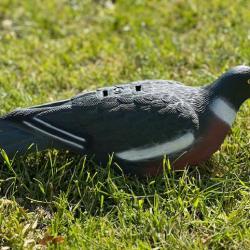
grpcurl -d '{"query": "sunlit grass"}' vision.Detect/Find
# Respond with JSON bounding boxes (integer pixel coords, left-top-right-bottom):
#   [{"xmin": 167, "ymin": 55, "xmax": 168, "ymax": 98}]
[{"xmin": 0, "ymin": 0, "xmax": 249, "ymax": 248}]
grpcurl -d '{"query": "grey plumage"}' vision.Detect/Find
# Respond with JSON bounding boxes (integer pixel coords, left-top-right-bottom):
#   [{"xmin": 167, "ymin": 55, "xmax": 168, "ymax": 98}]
[
  {"xmin": 0, "ymin": 80, "xmax": 208, "ymax": 161},
  {"xmin": 1, "ymin": 65, "xmax": 249, "ymax": 176}
]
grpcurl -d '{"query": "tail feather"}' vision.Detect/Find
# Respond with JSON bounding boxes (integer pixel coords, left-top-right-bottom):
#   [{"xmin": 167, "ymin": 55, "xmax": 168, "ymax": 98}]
[
  {"xmin": 0, "ymin": 100, "xmax": 86, "ymax": 159},
  {"xmin": 0, "ymin": 119, "xmax": 50, "ymax": 158}
]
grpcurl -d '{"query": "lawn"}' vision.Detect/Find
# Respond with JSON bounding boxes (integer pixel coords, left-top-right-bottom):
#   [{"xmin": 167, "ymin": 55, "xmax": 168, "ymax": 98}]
[{"xmin": 0, "ymin": 0, "xmax": 250, "ymax": 249}]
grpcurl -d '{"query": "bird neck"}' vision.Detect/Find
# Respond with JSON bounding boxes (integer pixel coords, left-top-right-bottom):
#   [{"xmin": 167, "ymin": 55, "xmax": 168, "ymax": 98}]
[
  {"xmin": 197, "ymin": 85, "xmax": 237, "ymax": 130},
  {"xmin": 208, "ymin": 97, "xmax": 237, "ymax": 127},
  {"xmin": 208, "ymin": 79, "xmax": 246, "ymax": 111}
]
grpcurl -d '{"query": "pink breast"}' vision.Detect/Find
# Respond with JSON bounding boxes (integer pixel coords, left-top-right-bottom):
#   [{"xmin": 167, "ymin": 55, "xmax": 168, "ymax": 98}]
[
  {"xmin": 173, "ymin": 117, "xmax": 231, "ymax": 169},
  {"xmin": 140, "ymin": 116, "xmax": 231, "ymax": 177}
]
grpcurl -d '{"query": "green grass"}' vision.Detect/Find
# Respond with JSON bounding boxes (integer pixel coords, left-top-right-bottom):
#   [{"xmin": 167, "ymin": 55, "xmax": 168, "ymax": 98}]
[{"xmin": 0, "ymin": 0, "xmax": 250, "ymax": 248}]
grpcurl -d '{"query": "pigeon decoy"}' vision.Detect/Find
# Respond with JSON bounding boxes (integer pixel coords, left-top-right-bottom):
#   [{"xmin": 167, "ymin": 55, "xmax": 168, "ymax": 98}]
[{"xmin": 0, "ymin": 66, "xmax": 249, "ymax": 176}]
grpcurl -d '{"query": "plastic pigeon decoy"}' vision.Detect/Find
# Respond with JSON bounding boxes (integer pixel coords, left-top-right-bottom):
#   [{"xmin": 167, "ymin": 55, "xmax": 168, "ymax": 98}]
[{"xmin": 0, "ymin": 65, "xmax": 249, "ymax": 176}]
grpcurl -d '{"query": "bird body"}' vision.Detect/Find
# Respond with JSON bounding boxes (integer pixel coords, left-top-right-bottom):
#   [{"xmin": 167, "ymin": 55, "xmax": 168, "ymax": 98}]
[{"xmin": 0, "ymin": 66, "xmax": 249, "ymax": 176}]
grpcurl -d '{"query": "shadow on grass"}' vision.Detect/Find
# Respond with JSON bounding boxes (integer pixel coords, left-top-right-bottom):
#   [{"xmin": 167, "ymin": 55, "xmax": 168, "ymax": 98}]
[{"xmin": 1, "ymin": 148, "xmax": 248, "ymax": 218}]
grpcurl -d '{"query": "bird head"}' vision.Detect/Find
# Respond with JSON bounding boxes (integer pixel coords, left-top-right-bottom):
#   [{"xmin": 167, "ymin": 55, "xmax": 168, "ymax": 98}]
[{"xmin": 212, "ymin": 65, "xmax": 250, "ymax": 109}]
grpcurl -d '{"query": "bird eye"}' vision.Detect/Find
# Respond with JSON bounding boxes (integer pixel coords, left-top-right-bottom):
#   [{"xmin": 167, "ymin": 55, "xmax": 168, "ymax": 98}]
[{"xmin": 248, "ymin": 79, "xmax": 250, "ymax": 85}]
